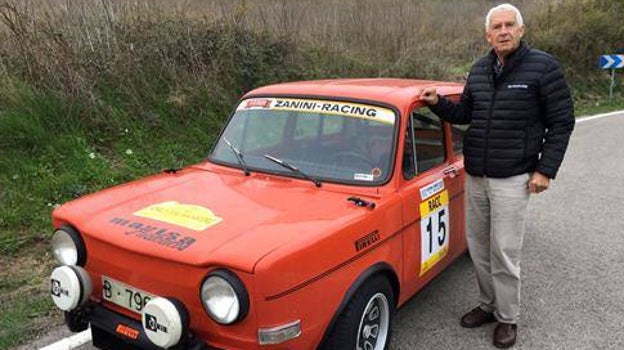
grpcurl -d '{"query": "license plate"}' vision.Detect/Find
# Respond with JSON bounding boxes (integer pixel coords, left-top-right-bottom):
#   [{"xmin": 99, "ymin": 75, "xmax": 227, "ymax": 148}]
[{"xmin": 102, "ymin": 276, "xmax": 157, "ymax": 313}]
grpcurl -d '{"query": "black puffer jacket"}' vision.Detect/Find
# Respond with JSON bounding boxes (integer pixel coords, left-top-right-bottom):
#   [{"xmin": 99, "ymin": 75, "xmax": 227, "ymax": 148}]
[{"xmin": 430, "ymin": 41, "xmax": 575, "ymax": 179}]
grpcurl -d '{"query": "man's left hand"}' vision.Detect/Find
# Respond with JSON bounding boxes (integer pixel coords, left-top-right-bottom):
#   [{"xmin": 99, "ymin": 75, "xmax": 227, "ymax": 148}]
[{"xmin": 528, "ymin": 172, "xmax": 550, "ymax": 194}]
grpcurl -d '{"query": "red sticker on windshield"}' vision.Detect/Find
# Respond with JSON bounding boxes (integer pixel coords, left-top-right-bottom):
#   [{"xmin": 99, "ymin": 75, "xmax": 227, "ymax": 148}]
[{"xmin": 244, "ymin": 99, "xmax": 272, "ymax": 108}]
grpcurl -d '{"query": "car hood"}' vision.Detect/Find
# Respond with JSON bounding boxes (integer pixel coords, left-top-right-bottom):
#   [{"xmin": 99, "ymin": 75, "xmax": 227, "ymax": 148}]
[{"xmin": 53, "ymin": 163, "xmax": 379, "ymax": 272}]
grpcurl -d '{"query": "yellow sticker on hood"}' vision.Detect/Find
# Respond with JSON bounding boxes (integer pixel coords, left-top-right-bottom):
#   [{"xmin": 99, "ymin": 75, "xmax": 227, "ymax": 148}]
[{"xmin": 134, "ymin": 201, "xmax": 222, "ymax": 231}]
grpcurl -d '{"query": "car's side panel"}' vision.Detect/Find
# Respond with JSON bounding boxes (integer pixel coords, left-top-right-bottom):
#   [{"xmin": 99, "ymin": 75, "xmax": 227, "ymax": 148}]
[
  {"xmin": 398, "ymin": 169, "xmax": 464, "ymax": 302},
  {"xmin": 253, "ymin": 191, "xmax": 403, "ymax": 299},
  {"xmin": 445, "ymin": 123, "xmax": 468, "ymax": 260},
  {"xmin": 251, "ymin": 194, "xmax": 403, "ymax": 349},
  {"xmin": 444, "ymin": 94, "xmax": 468, "ymax": 259},
  {"xmin": 252, "ymin": 231, "xmax": 403, "ymax": 349},
  {"xmin": 396, "ymin": 102, "xmax": 467, "ymax": 307}
]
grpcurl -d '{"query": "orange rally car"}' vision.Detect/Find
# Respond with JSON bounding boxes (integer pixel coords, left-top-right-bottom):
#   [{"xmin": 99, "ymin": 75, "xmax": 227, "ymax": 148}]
[{"xmin": 49, "ymin": 78, "xmax": 468, "ymax": 350}]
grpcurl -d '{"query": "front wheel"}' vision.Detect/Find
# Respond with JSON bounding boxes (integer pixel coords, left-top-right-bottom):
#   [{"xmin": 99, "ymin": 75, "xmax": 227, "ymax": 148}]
[{"xmin": 321, "ymin": 275, "xmax": 395, "ymax": 350}]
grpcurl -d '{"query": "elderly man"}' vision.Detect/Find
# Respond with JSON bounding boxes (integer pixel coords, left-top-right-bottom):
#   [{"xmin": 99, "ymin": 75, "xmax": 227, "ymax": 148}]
[{"xmin": 420, "ymin": 3, "xmax": 574, "ymax": 349}]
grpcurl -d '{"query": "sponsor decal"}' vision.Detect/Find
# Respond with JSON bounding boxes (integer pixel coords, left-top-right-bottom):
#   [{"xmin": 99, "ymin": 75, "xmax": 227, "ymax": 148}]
[
  {"xmin": 145, "ymin": 314, "xmax": 168, "ymax": 334},
  {"xmin": 354, "ymin": 173, "xmax": 375, "ymax": 181},
  {"xmin": 50, "ymin": 279, "xmax": 69, "ymax": 297},
  {"xmin": 236, "ymin": 98, "xmax": 396, "ymax": 125},
  {"xmin": 116, "ymin": 324, "xmax": 140, "ymax": 340},
  {"xmin": 109, "ymin": 217, "xmax": 196, "ymax": 251},
  {"xmin": 419, "ymin": 190, "xmax": 450, "ymax": 276},
  {"xmin": 134, "ymin": 201, "xmax": 222, "ymax": 231},
  {"xmin": 420, "ymin": 190, "xmax": 448, "ymax": 216},
  {"xmin": 419, "ymin": 179, "xmax": 445, "ymax": 200},
  {"xmin": 355, "ymin": 230, "xmax": 380, "ymax": 252},
  {"xmin": 244, "ymin": 98, "xmax": 272, "ymax": 108}
]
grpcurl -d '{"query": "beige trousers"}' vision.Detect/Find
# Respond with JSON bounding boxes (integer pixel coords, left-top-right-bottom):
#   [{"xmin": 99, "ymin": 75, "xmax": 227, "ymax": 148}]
[{"xmin": 466, "ymin": 173, "xmax": 531, "ymax": 324}]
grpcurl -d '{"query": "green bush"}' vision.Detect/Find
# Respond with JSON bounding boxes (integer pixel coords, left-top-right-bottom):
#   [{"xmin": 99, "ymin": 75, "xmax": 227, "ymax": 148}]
[{"xmin": 528, "ymin": 0, "xmax": 624, "ymax": 105}]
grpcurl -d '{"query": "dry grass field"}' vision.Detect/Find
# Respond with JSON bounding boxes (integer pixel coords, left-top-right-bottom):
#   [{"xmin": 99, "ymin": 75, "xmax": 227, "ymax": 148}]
[{"xmin": 1, "ymin": 0, "xmax": 546, "ymax": 79}]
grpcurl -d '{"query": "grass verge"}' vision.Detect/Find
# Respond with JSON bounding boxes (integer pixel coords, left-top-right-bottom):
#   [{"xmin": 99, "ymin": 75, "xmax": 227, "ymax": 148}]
[{"xmin": 0, "ymin": 245, "xmax": 59, "ymax": 349}]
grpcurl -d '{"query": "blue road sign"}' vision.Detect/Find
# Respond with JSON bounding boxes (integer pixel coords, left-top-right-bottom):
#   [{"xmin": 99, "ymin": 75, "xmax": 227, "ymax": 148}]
[{"xmin": 600, "ymin": 54, "xmax": 624, "ymax": 69}]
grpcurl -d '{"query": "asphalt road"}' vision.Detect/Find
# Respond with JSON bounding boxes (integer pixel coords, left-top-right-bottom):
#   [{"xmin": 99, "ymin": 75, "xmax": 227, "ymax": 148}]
[
  {"xmin": 391, "ymin": 113, "xmax": 624, "ymax": 349},
  {"xmin": 24, "ymin": 113, "xmax": 624, "ymax": 350}
]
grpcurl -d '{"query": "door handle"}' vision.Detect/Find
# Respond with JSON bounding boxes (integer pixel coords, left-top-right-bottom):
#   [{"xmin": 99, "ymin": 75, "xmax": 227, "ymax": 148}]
[{"xmin": 443, "ymin": 166, "xmax": 459, "ymax": 177}]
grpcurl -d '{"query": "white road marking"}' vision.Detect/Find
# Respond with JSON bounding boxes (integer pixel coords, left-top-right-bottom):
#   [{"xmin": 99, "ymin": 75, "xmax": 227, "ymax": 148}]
[
  {"xmin": 36, "ymin": 108, "xmax": 624, "ymax": 350},
  {"xmin": 577, "ymin": 109, "xmax": 623, "ymax": 123},
  {"xmin": 39, "ymin": 329, "xmax": 91, "ymax": 350}
]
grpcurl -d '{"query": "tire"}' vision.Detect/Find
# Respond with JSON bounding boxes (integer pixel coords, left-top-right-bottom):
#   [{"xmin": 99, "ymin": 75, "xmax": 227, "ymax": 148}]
[{"xmin": 321, "ymin": 275, "xmax": 395, "ymax": 350}]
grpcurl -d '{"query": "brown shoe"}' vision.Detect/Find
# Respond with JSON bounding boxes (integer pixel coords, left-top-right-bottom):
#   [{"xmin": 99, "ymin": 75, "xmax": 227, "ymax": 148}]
[
  {"xmin": 493, "ymin": 322, "xmax": 517, "ymax": 348},
  {"xmin": 460, "ymin": 307, "xmax": 496, "ymax": 328}
]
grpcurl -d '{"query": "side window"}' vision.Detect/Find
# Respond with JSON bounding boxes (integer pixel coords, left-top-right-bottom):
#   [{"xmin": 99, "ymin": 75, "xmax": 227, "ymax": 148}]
[
  {"xmin": 451, "ymin": 124, "xmax": 468, "ymax": 155},
  {"xmin": 402, "ymin": 125, "xmax": 416, "ymax": 179},
  {"xmin": 412, "ymin": 109, "xmax": 446, "ymax": 174}
]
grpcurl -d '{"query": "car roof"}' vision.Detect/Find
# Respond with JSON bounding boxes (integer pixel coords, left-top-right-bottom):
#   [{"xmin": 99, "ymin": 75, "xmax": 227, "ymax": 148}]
[{"xmin": 244, "ymin": 78, "xmax": 464, "ymax": 110}]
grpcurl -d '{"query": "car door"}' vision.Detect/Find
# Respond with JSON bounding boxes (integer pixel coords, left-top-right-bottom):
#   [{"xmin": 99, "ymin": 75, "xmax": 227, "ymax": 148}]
[{"xmin": 398, "ymin": 104, "xmax": 467, "ymax": 298}]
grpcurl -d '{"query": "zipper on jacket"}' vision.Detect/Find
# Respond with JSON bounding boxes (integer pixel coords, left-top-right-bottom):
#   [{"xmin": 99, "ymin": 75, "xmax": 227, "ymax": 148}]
[
  {"xmin": 484, "ymin": 69, "xmax": 497, "ymax": 177},
  {"xmin": 484, "ymin": 92, "xmax": 496, "ymax": 176}
]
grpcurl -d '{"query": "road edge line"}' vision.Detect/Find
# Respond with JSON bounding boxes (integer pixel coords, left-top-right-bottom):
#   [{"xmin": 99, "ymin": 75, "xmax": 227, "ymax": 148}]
[
  {"xmin": 577, "ymin": 109, "xmax": 624, "ymax": 123},
  {"xmin": 39, "ymin": 329, "xmax": 91, "ymax": 350}
]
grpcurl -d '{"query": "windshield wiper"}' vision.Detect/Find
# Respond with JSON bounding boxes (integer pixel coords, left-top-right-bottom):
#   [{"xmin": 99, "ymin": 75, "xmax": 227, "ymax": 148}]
[
  {"xmin": 223, "ymin": 138, "xmax": 250, "ymax": 176},
  {"xmin": 264, "ymin": 154, "xmax": 322, "ymax": 188}
]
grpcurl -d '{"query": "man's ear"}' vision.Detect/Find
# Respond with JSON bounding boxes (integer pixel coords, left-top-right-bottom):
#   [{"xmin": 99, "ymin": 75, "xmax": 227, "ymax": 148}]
[
  {"xmin": 486, "ymin": 30, "xmax": 493, "ymax": 45},
  {"xmin": 518, "ymin": 26, "xmax": 525, "ymax": 38}
]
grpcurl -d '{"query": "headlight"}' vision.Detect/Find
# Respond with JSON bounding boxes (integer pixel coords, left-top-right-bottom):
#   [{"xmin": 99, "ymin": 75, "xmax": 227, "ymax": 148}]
[
  {"xmin": 200, "ymin": 269, "xmax": 249, "ymax": 325},
  {"xmin": 51, "ymin": 226, "xmax": 86, "ymax": 266}
]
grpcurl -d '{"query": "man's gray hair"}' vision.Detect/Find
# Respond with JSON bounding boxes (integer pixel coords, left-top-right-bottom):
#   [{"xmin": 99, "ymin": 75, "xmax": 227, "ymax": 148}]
[{"xmin": 485, "ymin": 3, "xmax": 524, "ymax": 30}]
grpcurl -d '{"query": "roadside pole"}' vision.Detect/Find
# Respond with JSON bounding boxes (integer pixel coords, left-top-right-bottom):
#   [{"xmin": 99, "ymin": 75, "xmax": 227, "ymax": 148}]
[{"xmin": 610, "ymin": 69, "xmax": 615, "ymax": 101}]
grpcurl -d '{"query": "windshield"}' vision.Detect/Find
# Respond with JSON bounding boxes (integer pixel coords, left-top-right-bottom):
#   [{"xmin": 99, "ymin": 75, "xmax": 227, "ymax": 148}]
[{"xmin": 209, "ymin": 97, "xmax": 397, "ymax": 185}]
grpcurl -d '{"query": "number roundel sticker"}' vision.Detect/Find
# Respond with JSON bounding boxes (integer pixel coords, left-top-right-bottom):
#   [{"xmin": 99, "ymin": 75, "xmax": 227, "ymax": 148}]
[{"xmin": 419, "ymin": 189, "xmax": 449, "ymax": 276}]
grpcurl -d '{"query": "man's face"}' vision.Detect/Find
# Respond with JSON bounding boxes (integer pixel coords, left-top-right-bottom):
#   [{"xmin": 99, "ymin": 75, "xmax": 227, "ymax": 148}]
[{"xmin": 486, "ymin": 10, "xmax": 524, "ymax": 58}]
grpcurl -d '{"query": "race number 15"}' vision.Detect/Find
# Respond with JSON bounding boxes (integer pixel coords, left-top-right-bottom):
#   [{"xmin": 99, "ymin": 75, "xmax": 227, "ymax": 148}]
[{"xmin": 419, "ymin": 190, "xmax": 450, "ymax": 276}]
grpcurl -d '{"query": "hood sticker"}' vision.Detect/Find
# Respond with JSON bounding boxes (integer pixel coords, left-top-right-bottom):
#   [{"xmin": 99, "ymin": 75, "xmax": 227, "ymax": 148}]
[
  {"xmin": 134, "ymin": 201, "xmax": 222, "ymax": 231},
  {"xmin": 109, "ymin": 218, "xmax": 196, "ymax": 251}
]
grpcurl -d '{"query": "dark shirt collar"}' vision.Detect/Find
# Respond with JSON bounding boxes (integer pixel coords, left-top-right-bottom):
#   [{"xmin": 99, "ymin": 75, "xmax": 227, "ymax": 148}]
[
  {"xmin": 489, "ymin": 40, "xmax": 530, "ymax": 83},
  {"xmin": 493, "ymin": 57, "xmax": 503, "ymax": 76}
]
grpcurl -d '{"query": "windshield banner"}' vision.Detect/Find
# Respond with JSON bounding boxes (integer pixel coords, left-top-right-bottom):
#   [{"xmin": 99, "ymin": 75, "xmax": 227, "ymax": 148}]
[{"xmin": 238, "ymin": 98, "xmax": 395, "ymax": 125}]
